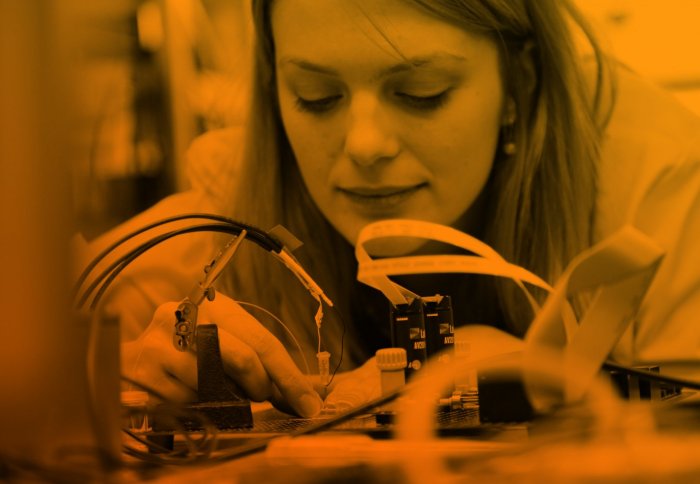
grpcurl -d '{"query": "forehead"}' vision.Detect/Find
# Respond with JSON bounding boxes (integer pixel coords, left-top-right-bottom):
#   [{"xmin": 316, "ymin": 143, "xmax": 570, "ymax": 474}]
[{"xmin": 270, "ymin": 0, "xmax": 497, "ymax": 70}]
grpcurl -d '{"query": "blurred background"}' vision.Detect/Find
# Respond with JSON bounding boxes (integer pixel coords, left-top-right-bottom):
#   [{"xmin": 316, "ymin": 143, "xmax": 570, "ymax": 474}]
[{"xmin": 20, "ymin": 0, "xmax": 700, "ymax": 238}]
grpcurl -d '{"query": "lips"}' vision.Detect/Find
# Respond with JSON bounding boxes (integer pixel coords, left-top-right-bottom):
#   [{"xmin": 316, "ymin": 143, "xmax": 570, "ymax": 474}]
[{"xmin": 337, "ymin": 183, "xmax": 427, "ymax": 212}]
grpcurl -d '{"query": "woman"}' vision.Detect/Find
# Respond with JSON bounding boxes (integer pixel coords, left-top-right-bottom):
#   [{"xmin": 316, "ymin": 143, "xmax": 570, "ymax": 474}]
[{"xmin": 97, "ymin": 0, "xmax": 700, "ymax": 417}]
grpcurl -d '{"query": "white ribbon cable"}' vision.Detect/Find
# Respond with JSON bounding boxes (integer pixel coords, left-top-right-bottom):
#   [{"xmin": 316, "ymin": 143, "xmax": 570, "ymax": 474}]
[
  {"xmin": 524, "ymin": 225, "xmax": 665, "ymax": 404},
  {"xmin": 355, "ymin": 219, "xmax": 553, "ymax": 311},
  {"xmin": 355, "ymin": 219, "xmax": 665, "ymax": 408},
  {"xmin": 357, "ymin": 219, "xmax": 510, "ymax": 261},
  {"xmin": 275, "ymin": 250, "xmax": 333, "ymax": 307},
  {"xmin": 358, "ymin": 255, "xmax": 552, "ymax": 291}
]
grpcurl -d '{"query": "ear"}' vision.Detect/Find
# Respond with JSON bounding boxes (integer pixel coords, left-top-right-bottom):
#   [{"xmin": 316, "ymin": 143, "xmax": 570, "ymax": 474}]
[
  {"xmin": 502, "ymin": 97, "xmax": 517, "ymax": 126},
  {"xmin": 501, "ymin": 41, "xmax": 537, "ymax": 126},
  {"xmin": 518, "ymin": 40, "xmax": 537, "ymax": 96}
]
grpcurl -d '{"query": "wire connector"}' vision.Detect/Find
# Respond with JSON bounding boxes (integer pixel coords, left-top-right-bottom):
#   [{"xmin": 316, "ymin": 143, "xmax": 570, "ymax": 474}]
[{"xmin": 317, "ymin": 351, "xmax": 331, "ymax": 386}]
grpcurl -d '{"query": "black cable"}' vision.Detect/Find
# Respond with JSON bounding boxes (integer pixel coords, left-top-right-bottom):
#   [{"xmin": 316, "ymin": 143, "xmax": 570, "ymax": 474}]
[
  {"xmin": 74, "ymin": 213, "xmax": 283, "ymax": 300},
  {"xmin": 83, "ymin": 223, "xmax": 241, "ymax": 310},
  {"xmin": 602, "ymin": 361, "xmax": 700, "ymax": 391},
  {"xmin": 81, "ymin": 221, "xmax": 287, "ymax": 310}
]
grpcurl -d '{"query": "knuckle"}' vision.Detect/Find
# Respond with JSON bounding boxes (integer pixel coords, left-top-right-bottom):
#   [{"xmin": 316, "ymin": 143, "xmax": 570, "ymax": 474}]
[
  {"xmin": 250, "ymin": 331, "xmax": 281, "ymax": 357},
  {"xmin": 153, "ymin": 302, "xmax": 179, "ymax": 321},
  {"xmin": 230, "ymin": 345, "xmax": 259, "ymax": 375},
  {"xmin": 246, "ymin": 384, "xmax": 272, "ymax": 402},
  {"xmin": 274, "ymin": 370, "xmax": 303, "ymax": 395}
]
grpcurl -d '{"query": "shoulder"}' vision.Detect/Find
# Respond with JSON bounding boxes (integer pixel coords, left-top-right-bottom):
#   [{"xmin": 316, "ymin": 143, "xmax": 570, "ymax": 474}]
[
  {"xmin": 593, "ymin": 67, "xmax": 700, "ymax": 370},
  {"xmin": 185, "ymin": 126, "xmax": 245, "ymax": 204},
  {"xmin": 595, "ymin": 64, "xmax": 700, "ymax": 241}
]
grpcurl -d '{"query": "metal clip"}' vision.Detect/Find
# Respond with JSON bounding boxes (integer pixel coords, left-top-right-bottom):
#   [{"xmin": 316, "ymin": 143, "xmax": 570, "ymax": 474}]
[
  {"xmin": 173, "ymin": 299, "xmax": 198, "ymax": 350},
  {"xmin": 172, "ymin": 230, "xmax": 247, "ymax": 351}
]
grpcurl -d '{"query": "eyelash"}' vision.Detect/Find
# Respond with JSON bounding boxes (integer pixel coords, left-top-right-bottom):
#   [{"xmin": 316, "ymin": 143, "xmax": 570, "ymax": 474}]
[
  {"xmin": 394, "ymin": 91, "xmax": 450, "ymax": 111},
  {"xmin": 294, "ymin": 90, "xmax": 451, "ymax": 114},
  {"xmin": 295, "ymin": 95, "xmax": 342, "ymax": 114}
]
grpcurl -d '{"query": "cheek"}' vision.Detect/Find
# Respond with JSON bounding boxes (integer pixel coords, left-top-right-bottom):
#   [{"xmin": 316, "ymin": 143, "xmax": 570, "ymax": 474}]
[
  {"xmin": 288, "ymin": 134, "xmax": 338, "ymax": 205},
  {"xmin": 412, "ymin": 102, "xmax": 500, "ymax": 211},
  {"xmin": 278, "ymin": 104, "xmax": 338, "ymax": 197}
]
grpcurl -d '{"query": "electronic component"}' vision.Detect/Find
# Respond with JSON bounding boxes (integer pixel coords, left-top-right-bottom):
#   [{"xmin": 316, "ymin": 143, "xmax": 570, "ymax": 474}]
[
  {"xmin": 477, "ymin": 370, "xmax": 534, "ymax": 423},
  {"xmin": 607, "ymin": 365, "xmax": 683, "ymax": 401},
  {"xmin": 376, "ymin": 348, "xmax": 407, "ymax": 396},
  {"xmin": 389, "ymin": 294, "xmax": 455, "ymax": 380},
  {"xmin": 317, "ymin": 351, "xmax": 331, "ymax": 386},
  {"xmin": 121, "ymin": 391, "xmax": 151, "ymax": 433},
  {"xmin": 423, "ymin": 295, "xmax": 454, "ymax": 360},
  {"xmin": 454, "ymin": 339, "xmax": 477, "ymax": 393},
  {"xmin": 390, "ymin": 298, "xmax": 427, "ymax": 379}
]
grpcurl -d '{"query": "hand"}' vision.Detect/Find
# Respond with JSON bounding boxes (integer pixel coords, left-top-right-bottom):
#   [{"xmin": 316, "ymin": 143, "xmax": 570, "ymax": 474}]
[
  {"xmin": 121, "ymin": 293, "xmax": 323, "ymax": 417},
  {"xmin": 322, "ymin": 357, "xmax": 381, "ymax": 412},
  {"xmin": 319, "ymin": 326, "xmax": 523, "ymax": 413}
]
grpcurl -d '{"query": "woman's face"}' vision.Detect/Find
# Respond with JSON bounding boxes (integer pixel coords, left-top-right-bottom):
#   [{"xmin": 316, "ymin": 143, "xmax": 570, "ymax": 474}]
[{"xmin": 272, "ymin": 0, "xmax": 505, "ymax": 254}]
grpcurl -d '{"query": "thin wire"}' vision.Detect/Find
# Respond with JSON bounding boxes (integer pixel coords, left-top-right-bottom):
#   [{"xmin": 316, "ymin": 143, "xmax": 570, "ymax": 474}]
[
  {"xmin": 325, "ymin": 306, "xmax": 346, "ymax": 388},
  {"xmin": 81, "ymin": 223, "xmax": 332, "ymax": 376},
  {"xmin": 234, "ymin": 300, "xmax": 311, "ymax": 375}
]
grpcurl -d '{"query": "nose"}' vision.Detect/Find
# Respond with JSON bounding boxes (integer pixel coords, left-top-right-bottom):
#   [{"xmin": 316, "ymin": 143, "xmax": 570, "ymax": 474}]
[{"xmin": 344, "ymin": 91, "xmax": 399, "ymax": 167}]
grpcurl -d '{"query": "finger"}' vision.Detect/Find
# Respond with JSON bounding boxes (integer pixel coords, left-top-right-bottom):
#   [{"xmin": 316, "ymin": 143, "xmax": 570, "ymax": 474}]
[
  {"xmin": 268, "ymin": 383, "xmax": 300, "ymax": 416},
  {"xmin": 123, "ymin": 344, "xmax": 198, "ymax": 403},
  {"xmin": 136, "ymin": 329, "xmax": 199, "ymax": 393},
  {"xmin": 324, "ymin": 379, "xmax": 377, "ymax": 412},
  {"xmin": 122, "ymin": 306, "xmax": 200, "ymax": 402},
  {"xmin": 144, "ymin": 373, "xmax": 198, "ymax": 403},
  {"xmin": 146, "ymin": 302, "xmax": 273, "ymax": 402},
  {"xmin": 324, "ymin": 360, "xmax": 381, "ymax": 412},
  {"xmin": 244, "ymin": 327, "xmax": 321, "ymax": 417},
  {"xmin": 201, "ymin": 297, "xmax": 322, "ymax": 417},
  {"xmin": 218, "ymin": 329, "xmax": 274, "ymax": 401},
  {"xmin": 149, "ymin": 302, "xmax": 275, "ymax": 402},
  {"xmin": 144, "ymin": 302, "xmax": 183, "ymax": 352}
]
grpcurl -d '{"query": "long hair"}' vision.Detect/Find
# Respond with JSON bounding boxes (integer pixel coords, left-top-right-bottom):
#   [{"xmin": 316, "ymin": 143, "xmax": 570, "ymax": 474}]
[{"xmin": 221, "ymin": 0, "xmax": 614, "ymax": 370}]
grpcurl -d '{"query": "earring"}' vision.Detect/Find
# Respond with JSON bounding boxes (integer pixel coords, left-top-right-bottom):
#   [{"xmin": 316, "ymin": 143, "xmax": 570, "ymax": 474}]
[
  {"xmin": 501, "ymin": 123, "xmax": 517, "ymax": 156},
  {"xmin": 503, "ymin": 137, "xmax": 517, "ymax": 156},
  {"xmin": 502, "ymin": 104, "xmax": 517, "ymax": 156}
]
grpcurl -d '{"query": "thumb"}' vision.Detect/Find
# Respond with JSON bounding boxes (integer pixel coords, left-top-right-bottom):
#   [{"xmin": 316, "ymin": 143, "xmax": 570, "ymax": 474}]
[{"xmin": 324, "ymin": 358, "xmax": 381, "ymax": 412}]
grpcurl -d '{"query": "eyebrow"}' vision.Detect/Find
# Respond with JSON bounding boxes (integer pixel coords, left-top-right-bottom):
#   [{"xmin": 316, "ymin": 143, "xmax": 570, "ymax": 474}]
[{"xmin": 278, "ymin": 52, "xmax": 468, "ymax": 80}]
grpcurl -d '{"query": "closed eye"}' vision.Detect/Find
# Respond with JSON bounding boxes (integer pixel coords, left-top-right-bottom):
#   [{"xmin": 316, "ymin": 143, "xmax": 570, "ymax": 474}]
[
  {"xmin": 295, "ymin": 95, "xmax": 343, "ymax": 114},
  {"xmin": 395, "ymin": 90, "xmax": 450, "ymax": 111}
]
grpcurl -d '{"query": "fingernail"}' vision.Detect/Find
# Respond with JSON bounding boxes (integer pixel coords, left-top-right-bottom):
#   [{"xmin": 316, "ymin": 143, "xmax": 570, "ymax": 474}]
[
  {"xmin": 324, "ymin": 388, "xmax": 366, "ymax": 411},
  {"xmin": 298, "ymin": 393, "xmax": 322, "ymax": 417}
]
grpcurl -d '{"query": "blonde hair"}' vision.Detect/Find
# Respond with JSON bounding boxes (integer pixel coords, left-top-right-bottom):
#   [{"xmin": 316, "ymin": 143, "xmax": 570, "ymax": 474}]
[{"xmin": 222, "ymin": 0, "xmax": 614, "ymax": 370}]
